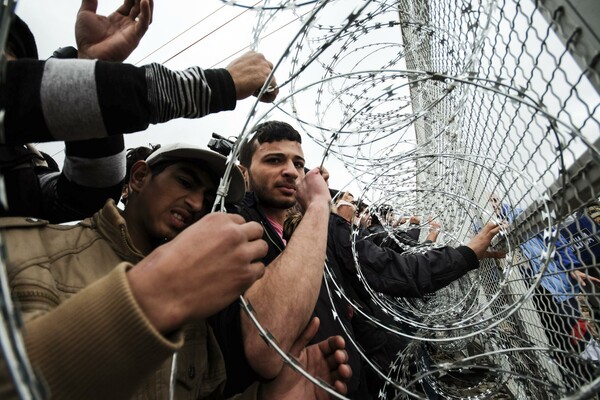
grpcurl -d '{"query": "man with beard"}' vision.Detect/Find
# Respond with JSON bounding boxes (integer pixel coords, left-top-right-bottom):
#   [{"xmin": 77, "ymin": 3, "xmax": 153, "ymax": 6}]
[{"xmin": 209, "ymin": 121, "xmax": 341, "ymax": 395}]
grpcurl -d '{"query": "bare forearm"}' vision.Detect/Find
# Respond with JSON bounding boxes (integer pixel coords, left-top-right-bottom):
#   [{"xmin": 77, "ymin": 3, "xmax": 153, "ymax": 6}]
[
  {"xmin": 242, "ymin": 202, "xmax": 330, "ymax": 377},
  {"xmin": 426, "ymin": 231, "xmax": 439, "ymax": 242}
]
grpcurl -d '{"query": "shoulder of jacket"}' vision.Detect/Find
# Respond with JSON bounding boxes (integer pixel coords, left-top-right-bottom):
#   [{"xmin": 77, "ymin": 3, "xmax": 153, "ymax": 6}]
[
  {"xmin": 0, "ymin": 216, "xmax": 49, "ymax": 229},
  {"xmin": 3, "ymin": 216, "xmax": 104, "ymax": 280}
]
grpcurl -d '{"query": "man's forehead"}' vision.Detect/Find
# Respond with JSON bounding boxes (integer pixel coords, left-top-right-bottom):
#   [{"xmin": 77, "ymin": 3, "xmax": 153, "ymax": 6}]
[
  {"xmin": 254, "ymin": 140, "xmax": 304, "ymax": 158},
  {"xmin": 170, "ymin": 161, "xmax": 217, "ymax": 188}
]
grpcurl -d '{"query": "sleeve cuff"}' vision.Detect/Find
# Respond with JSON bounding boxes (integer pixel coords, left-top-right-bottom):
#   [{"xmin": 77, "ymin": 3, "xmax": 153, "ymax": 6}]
[
  {"xmin": 203, "ymin": 68, "xmax": 237, "ymax": 113},
  {"xmin": 455, "ymin": 245, "xmax": 480, "ymax": 270},
  {"xmin": 23, "ymin": 263, "xmax": 183, "ymax": 399}
]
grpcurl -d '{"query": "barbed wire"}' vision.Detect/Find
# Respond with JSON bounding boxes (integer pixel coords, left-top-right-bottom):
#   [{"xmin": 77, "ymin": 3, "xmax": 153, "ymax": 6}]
[
  {"xmin": 2, "ymin": 0, "xmax": 597, "ymax": 398},
  {"xmin": 213, "ymin": 0, "xmax": 600, "ymax": 398}
]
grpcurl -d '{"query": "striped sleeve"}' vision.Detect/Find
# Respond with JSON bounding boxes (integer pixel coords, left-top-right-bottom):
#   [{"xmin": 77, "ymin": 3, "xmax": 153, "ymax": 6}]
[
  {"xmin": 2, "ymin": 59, "xmax": 237, "ymax": 144},
  {"xmin": 63, "ymin": 136, "xmax": 126, "ymax": 189},
  {"xmin": 35, "ymin": 136, "xmax": 127, "ymax": 222},
  {"xmin": 40, "ymin": 59, "xmax": 108, "ymax": 141},
  {"xmin": 144, "ymin": 63, "xmax": 236, "ymax": 124}
]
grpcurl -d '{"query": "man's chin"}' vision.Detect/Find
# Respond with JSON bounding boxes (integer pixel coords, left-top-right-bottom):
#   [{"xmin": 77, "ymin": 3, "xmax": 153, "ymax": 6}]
[
  {"xmin": 153, "ymin": 230, "xmax": 179, "ymax": 246},
  {"xmin": 252, "ymin": 186, "xmax": 297, "ymax": 210},
  {"xmin": 265, "ymin": 197, "xmax": 297, "ymax": 210}
]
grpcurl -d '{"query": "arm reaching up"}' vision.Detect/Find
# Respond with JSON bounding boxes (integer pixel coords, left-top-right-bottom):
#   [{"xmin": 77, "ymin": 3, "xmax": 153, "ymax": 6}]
[
  {"xmin": 3, "ymin": 50, "xmax": 277, "ymax": 144},
  {"xmin": 242, "ymin": 168, "xmax": 332, "ymax": 379},
  {"xmin": 467, "ymin": 222, "xmax": 505, "ymax": 259},
  {"xmin": 77, "ymin": 0, "xmax": 153, "ymax": 62}
]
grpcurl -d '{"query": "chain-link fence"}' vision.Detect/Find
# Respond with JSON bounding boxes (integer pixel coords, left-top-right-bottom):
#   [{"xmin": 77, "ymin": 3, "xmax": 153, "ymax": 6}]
[
  {"xmin": 1, "ymin": 0, "xmax": 598, "ymax": 398},
  {"xmin": 236, "ymin": 0, "xmax": 600, "ymax": 398}
]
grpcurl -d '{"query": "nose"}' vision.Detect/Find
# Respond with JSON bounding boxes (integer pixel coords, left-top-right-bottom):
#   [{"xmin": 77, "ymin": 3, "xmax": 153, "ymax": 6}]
[
  {"xmin": 281, "ymin": 159, "xmax": 299, "ymax": 179},
  {"xmin": 185, "ymin": 189, "xmax": 205, "ymax": 215}
]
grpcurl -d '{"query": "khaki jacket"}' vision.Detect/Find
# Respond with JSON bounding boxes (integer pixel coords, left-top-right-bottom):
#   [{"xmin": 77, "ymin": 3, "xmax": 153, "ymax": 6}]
[{"xmin": 0, "ymin": 200, "xmax": 258, "ymax": 400}]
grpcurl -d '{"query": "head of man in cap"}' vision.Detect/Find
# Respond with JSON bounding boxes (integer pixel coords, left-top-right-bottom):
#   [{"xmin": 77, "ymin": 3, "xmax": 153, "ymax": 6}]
[{"xmin": 123, "ymin": 143, "xmax": 246, "ymax": 254}]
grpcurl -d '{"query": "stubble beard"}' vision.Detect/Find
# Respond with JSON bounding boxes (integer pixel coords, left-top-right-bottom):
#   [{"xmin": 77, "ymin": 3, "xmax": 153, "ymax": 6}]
[{"xmin": 249, "ymin": 174, "xmax": 297, "ymax": 210}]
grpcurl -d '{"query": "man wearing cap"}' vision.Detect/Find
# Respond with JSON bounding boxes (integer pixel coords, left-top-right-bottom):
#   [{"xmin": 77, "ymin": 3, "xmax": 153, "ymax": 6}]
[{"xmin": 0, "ymin": 143, "xmax": 351, "ymax": 399}]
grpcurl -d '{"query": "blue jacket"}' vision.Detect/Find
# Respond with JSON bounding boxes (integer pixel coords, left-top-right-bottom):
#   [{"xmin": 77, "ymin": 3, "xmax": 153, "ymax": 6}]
[{"xmin": 500, "ymin": 204, "xmax": 580, "ymax": 302}]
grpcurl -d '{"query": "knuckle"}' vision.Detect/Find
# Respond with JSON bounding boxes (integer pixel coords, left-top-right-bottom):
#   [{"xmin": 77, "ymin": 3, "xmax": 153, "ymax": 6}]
[
  {"xmin": 224, "ymin": 224, "xmax": 244, "ymax": 242},
  {"xmin": 229, "ymin": 214, "xmax": 245, "ymax": 224},
  {"xmin": 259, "ymin": 239, "xmax": 268, "ymax": 254}
]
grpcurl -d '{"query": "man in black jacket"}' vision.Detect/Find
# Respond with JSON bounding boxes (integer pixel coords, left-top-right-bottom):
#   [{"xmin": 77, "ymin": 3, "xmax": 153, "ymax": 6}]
[
  {"xmin": 209, "ymin": 121, "xmax": 335, "ymax": 396},
  {"xmin": 210, "ymin": 120, "xmax": 504, "ymax": 398},
  {"xmin": 328, "ymin": 192, "xmax": 503, "ymax": 398}
]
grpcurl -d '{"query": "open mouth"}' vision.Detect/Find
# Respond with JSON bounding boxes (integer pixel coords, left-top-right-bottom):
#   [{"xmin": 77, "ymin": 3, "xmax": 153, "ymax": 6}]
[{"xmin": 170, "ymin": 210, "xmax": 191, "ymax": 229}]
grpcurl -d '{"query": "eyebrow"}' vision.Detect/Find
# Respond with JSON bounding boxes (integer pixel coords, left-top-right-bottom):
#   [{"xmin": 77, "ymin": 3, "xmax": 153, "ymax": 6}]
[
  {"xmin": 178, "ymin": 166, "xmax": 216, "ymax": 190},
  {"xmin": 262, "ymin": 152, "xmax": 306, "ymax": 163}
]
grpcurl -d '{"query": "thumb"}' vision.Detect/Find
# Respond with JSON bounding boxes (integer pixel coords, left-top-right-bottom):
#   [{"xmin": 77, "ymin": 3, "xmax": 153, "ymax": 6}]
[
  {"xmin": 79, "ymin": 0, "xmax": 98, "ymax": 13},
  {"xmin": 289, "ymin": 317, "xmax": 320, "ymax": 357}
]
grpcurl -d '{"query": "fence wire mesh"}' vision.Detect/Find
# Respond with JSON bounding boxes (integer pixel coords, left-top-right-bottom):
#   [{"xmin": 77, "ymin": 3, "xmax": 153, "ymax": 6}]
[
  {"xmin": 230, "ymin": 0, "xmax": 600, "ymax": 398},
  {"xmin": 0, "ymin": 0, "xmax": 598, "ymax": 399}
]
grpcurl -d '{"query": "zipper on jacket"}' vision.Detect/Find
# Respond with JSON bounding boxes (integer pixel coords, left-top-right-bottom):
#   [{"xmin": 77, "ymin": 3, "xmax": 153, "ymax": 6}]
[
  {"xmin": 13, "ymin": 287, "xmax": 60, "ymax": 308},
  {"xmin": 119, "ymin": 226, "xmax": 143, "ymax": 259}
]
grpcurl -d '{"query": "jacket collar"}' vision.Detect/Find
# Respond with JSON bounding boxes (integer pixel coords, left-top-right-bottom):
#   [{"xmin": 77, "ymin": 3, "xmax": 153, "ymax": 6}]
[
  {"xmin": 241, "ymin": 192, "xmax": 271, "ymax": 225},
  {"xmin": 241, "ymin": 191, "xmax": 260, "ymax": 210},
  {"xmin": 80, "ymin": 199, "xmax": 145, "ymax": 264},
  {"xmin": 240, "ymin": 191, "xmax": 286, "ymax": 262}
]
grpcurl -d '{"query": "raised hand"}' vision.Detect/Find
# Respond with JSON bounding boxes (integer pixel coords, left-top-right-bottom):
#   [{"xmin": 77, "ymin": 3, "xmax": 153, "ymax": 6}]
[
  {"xmin": 226, "ymin": 51, "xmax": 279, "ymax": 103},
  {"xmin": 259, "ymin": 317, "xmax": 352, "ymax": 400},
  {"xmin": 76, "ymin": 0, "xmax": 153, "ymax": 62},
  {"xmin": 127, "ymin": 213, "xmax": 267, "ymax": 333},
  {"xmin": 467, "ymin": 222, "xmax": 506, "ymax": 259},
  {"xmin": 570, "ymin": 270, "xmax": 600, "ymax": 287},
  {"xmin": 295, "ymin": 167, "xmax": 331, "ymax": 213},
  {"xmin": 426, "ymin": 217, "xmax": 441, "ymax": 242}
]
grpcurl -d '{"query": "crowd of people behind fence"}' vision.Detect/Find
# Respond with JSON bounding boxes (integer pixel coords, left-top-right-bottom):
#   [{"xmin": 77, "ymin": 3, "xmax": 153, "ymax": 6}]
[{"xmin": 0, "ymin": 1, "xmax": 597, "ymax": 399}]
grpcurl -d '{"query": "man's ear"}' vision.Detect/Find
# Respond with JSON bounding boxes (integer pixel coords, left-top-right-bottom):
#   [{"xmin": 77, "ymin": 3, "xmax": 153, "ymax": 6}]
[
  {"xmin": 129, "ymin": 161, "xmax": 152, "ymax": 193},
  {"xmin": 238, "ymin": 165, "xmax": 250, "ymax": 191}
]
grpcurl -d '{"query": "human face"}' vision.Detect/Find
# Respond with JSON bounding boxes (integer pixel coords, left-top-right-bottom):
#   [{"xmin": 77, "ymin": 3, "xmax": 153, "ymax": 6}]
[
  {"xmin": 336, "ymin": 194, "xmax": 357, "ymax": 223},
  {"xmin": 247, "ymin": 140, "xmax": 305, "ymax": 210},
  {"xmin": 340, "ymin": 192, "xmax": 354, "ymax": 203},
  {"xmin": 133, "ymin": 161, "xmax": 215, "ymax": 250},
  {"xmin": 359, "ymin": 211, "xmax": 371, "ymax": 228}
]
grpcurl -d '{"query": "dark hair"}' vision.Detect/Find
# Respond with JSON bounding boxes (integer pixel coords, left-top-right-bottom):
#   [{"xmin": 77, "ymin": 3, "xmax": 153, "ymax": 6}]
[
  {"xmin": 356, "ymin": 200, "xmax": 369, "ymax": 214},
  {"xmin": 239, "ymin": 121, "xmax": 302, "ymax": 167},
  {"xmin": 124, "ymin": 144, "xmax": 161, "ymax": 183},
  {"xmin": 121, "ymin": 145, "xmax": 161, "ymax": 205}
]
